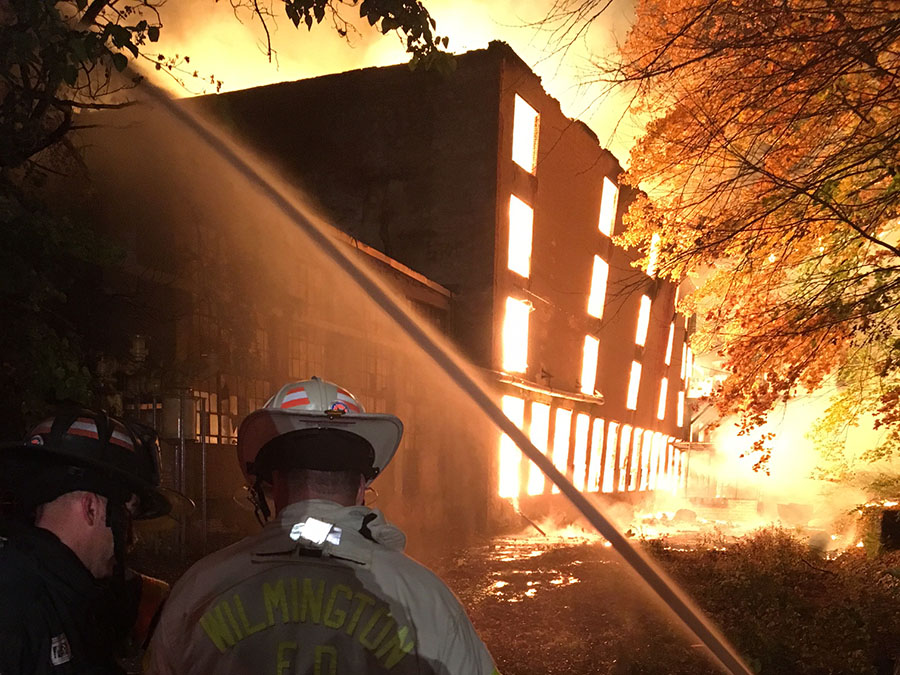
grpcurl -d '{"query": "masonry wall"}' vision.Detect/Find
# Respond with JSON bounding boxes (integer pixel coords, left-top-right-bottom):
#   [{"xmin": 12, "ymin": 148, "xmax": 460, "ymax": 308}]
[
  {"xmin": 69, "ymin": 99, "xmax": 502, "ymax": 561},
  {"xmin": 194, "ymin": 51, "xmax": 504, "ymax": 369}
]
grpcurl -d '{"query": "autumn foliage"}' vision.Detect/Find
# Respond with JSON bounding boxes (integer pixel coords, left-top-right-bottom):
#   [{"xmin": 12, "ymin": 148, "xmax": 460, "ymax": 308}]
[{"xmin": 606, "ymin": 0, "xmax": 900, "ymax": 464}]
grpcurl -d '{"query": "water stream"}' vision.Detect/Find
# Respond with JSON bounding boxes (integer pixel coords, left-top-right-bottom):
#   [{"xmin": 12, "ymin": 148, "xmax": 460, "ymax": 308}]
[{"xmin": 81, "ymin": 69, "xmax": 754, "ymax": 675}]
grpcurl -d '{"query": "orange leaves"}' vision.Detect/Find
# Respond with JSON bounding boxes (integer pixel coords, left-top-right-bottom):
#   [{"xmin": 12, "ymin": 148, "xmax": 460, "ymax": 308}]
[{"xmin": 607, "ymin": 0, "xmax": 900, "ymax": 456}]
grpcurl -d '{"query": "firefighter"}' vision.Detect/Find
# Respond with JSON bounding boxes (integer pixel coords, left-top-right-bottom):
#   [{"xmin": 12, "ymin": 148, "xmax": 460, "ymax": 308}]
[
  {"xmin": 148, "ymin": 377, "xmax": 500, "ymax": 675},
  {"xmin": 0, "ymin": 408, "xmax": 172, "ymax": 674}
]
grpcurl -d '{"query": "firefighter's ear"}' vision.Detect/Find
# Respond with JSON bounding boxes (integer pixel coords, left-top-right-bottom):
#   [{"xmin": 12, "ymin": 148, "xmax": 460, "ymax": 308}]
[{"xmin": 80, "ymin": 492, "xmax": 106, "ymax": 527}]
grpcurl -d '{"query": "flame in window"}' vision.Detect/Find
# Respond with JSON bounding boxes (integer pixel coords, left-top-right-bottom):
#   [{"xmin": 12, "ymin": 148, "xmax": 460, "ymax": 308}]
[
  {"xmin": 602, "ymin": 422, "xmax": 619, "ymax": 493},
  {"xmin": 677, "ymin": 390, "xmax": 685, "ymax": 427},
  {"xmin": 512, "ymin": 94, "xmax": 539, "ymax": 173},
  {"xmin": 650, "ymin": 432, "xmax": 665, "ymax": 491},
  {"xmin": 527, "ymin": 402, "xmax": 550, "ymax": 495},
  {"xmin": 572, "ymin": 414, "xmax": 590, "ymax": 491},
  {"xmin": 507, "ymin": 195, "xmax": 533, "ymax": 278},
  {"xmin": 657, "ymin": 377, "xmax": 668, "ymax": 421},
  {"xmin": 626, "ymin": 361, "xmax": 642, "ymax": 411},
  {"xmin": 635, "ymin": 295, "xmax": 651, "ymax": 346},
  {"xmin": 598, "ymin": 176, "xmax": 618, "ymax": 237},
  {"xmin": 587, "ymin": 256, "xmax": 609, "ymax": 319},
  {"xmin": 639, "ymin": 430, "xmax": 653, "ymax": 491},
  {"xmin": 551, "ymin": 408, "xmax": 572, "ymax": 494},
  {"xmin": 664, "ymin": 323, "xmax": 675, "ymax": 365},
  {"xmin": 618, "ymin": 424, "xmax": 632, "ymax": 492},
  {"xmin": 502, "ymin": 297, "xmax": 530, "ymax": 373},
  {"xmin": 668, "ymin": 441, "xmax": 679, "ymax": 494},
  {"xmin": 498, "ymin": 395, "xmax": 525, "ymax": 498},
  {"xmin": 685, "ymin": 347, "xmax": 694, "ymax": 388},
  {"xmin": 580, "ymin": 335, "xmax": 599, "ymax": 395},
  {"xmin": 627, "ymin": 428, "xmax": 644, "ymax": 491},
  {"xmin": 587, "ymin": 419, "xmax": 604, "ymax": 492}
]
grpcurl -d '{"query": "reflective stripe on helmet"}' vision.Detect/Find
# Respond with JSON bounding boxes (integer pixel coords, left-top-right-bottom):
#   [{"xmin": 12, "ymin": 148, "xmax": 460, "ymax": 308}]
[{"xmin": 281, "ymin": 386, "xmax": 311, "ymax": 409}]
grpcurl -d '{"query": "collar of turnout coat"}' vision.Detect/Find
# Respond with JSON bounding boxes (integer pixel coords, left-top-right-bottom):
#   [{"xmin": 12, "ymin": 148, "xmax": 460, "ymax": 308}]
[{"xmin": 251, "ymin": 500, "xmax": 407, "ymax": 565}]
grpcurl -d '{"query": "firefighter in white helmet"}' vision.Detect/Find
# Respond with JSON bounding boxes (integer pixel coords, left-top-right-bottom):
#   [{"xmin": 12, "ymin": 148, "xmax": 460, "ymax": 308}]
[{"xmin": 147, "ymin": 377, "xmax": 500, "ymax": 675}]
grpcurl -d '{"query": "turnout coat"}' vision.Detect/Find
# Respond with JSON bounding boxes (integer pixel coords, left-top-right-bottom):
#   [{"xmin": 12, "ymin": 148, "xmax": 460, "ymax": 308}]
[
  {"xmin": 148, "ymin": 500, "xmax": 499, "ymax": 675},
  {"xmin": 0, "ymin": 522, "xmax": 127, "ymax": 675}
]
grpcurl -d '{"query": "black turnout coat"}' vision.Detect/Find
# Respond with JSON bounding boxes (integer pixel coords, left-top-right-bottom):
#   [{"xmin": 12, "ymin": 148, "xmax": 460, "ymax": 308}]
[{"xmin": 0, "ymin": 521, "xmax": 128, "ymax": 675}]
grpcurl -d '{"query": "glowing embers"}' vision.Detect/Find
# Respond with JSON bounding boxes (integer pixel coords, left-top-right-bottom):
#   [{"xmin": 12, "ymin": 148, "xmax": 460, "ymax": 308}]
[
  {"xmin": 487, "ymin": 564, "xmax": 580, "ymax": 602},
  {"xmin": 677, "ymin": 390, "xmax": 685, "ymax": 427},
  {"xmin": 587, "ymin": 256, "xmax": 609, "ymax": 319},
  {"xmin": 580, "ymin": 335, "xmax": 599, "ymax": 395},
  {"xmin": 490, "ymin": 545, "xmax": 545, "ymax": 564},
  {"xmin": 512, "ymin": 94, "xmax": 539, "ymax": 173},
  {"xmin": 507, "ymin": 195, "xmax": 533, "ymax": 278},
  {"xmin": 635, "ymin": 295, "xmax": 651, "ymax": 347},
  {"xmin": 572, "ymin": 414, "xmax": 590, "ymax": 491},
  {"xmin": 586, "ymin": 419, "xmax": 604, "ymax": 492},
  {"xmin": 551, "ymin": 408, "xmax": 572, "ymax": 494},
  {"xmin": 657, "ymin": 377, "xmax": 668, "ymax": 421},
  {"xmin": 502, "ymin": 297, "xmax": 530, "ymax": 373},
  {"xmin": 527, "ymin": 402, "xmax": 550, "ymax": 496},
  {"xmin": 626, "ymin": 361, "xmax": 642, "ymax": 411},
  {"xmin": 598, "ymin": 176, "xmax": 618, "ymax": 237},
  {"xmin": 498, "ymin": 395, "xmax": 525, "ymax": 498}
]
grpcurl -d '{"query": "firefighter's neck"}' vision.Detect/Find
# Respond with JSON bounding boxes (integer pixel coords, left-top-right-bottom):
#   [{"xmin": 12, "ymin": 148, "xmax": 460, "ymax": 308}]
[{"xmin": 271, "ymin": 470, "xmax": 366, "ymax": 514}]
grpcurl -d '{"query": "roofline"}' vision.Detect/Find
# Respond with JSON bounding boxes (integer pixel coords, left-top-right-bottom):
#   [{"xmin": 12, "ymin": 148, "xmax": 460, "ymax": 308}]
[{"xmin": 333, "ymin": 229, "xmax": 452, "ymax": 298}]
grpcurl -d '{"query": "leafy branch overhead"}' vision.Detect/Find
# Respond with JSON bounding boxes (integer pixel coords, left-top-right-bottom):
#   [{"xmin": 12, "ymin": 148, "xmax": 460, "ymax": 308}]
[
  {"xmin": 550, "ymin": 0, "xmax": 900, "ymax": 466},
  {"xmin": 279, "ymin": 0, "xmax": 448, "ymax": 64},
  {"xmin": 0, "ymin": 0, "xmax": 445, "ymax": 172}
]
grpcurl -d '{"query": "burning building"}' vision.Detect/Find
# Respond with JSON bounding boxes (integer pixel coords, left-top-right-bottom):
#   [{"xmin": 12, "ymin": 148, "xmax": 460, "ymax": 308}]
[
  {"xmin": 189, "ymin": 42, "xmax": 692, "ymax": 505},
  {"xmin": 73, "ymin": 41, "xmax": 692, "ymax": 556}
]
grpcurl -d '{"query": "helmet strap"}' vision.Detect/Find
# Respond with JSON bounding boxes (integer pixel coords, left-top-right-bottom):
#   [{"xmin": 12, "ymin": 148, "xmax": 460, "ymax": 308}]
[
  {"xmin": 249, "ymin": 476, "xmax": 271, "ymax": 525},
  {"xmin": 105, "ymin": 497, "xmax": 130, "ymax": 568}
]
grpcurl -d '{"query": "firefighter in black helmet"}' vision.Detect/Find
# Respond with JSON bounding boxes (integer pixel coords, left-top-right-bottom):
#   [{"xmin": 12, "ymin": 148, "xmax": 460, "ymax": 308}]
[{"xmin": 0, "ymin": 408, "xmax": 172, "ymax": 674}]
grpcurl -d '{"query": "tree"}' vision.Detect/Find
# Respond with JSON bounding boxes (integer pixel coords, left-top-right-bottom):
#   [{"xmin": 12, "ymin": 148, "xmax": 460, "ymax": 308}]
[
  {"xmin": 0, "ymin": 0, "xmax": 442, "ymax": 433},
  {"xmin": 1, "ymin": 0, "xmax": 443, "ymax": 172},
  {"xmin": 548, "ymin": 0, "xmax": 900, "ymax": 469}
]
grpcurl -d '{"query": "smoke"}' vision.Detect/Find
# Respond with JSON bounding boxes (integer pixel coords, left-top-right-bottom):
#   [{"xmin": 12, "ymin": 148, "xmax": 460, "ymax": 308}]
[{"xmin": 152, "ymin": 0, "xmax": 641, "ymax": 162}]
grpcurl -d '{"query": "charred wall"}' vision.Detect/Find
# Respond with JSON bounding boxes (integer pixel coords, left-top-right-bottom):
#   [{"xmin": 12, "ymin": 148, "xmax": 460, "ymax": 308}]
[{"xmin": 192, "ymin": 47, "xmax": 504, "ymax": 368}]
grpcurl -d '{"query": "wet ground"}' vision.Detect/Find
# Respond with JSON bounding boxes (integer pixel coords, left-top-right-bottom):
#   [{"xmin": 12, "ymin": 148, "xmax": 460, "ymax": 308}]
[{"xmin": 432, "ymin": 535, "xmax": 720, "ymax": 675}]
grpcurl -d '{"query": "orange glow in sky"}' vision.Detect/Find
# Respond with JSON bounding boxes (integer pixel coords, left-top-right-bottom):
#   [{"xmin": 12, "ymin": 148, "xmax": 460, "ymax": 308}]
[{"xmin": 151, "ymin": 0, "xmax": 639, "ymax": 163}]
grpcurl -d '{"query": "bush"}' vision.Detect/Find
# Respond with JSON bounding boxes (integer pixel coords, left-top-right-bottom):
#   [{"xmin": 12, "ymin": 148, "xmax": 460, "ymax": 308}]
[{"xmin": 645, "ymin": 527, "xmax": 900, "ymax": 674}]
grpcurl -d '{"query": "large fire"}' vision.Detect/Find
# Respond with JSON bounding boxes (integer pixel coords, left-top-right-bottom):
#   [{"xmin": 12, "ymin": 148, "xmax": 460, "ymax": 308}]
[{"xmin": 497, "ymin": 394, "xmax": 684, "ymax": 501}]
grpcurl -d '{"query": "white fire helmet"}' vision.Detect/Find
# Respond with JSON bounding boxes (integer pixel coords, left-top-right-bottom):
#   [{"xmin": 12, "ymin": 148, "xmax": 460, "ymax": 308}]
[{"xmin": 237, "ymin": 377, "xmax": 403, "ymax": 485}]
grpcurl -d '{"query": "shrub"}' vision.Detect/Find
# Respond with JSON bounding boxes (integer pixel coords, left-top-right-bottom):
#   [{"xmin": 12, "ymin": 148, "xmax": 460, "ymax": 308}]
[{"xmin": 645, "ymin": 527, "xmax": 900, "ymax": 674}]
